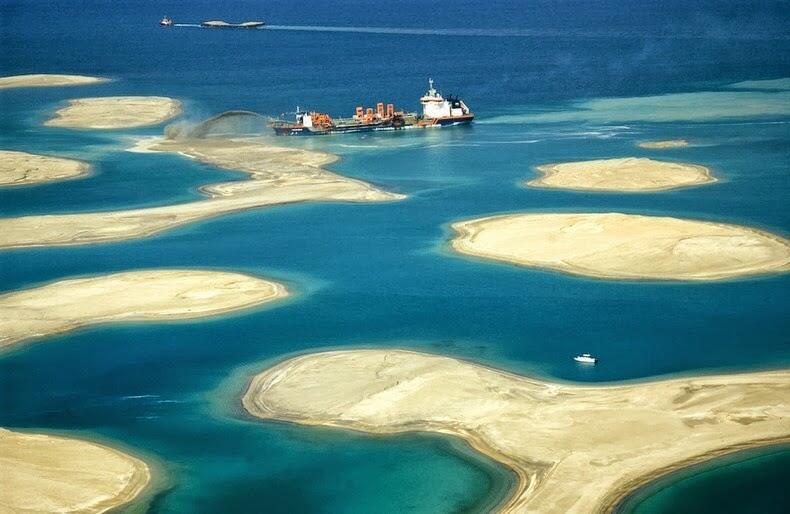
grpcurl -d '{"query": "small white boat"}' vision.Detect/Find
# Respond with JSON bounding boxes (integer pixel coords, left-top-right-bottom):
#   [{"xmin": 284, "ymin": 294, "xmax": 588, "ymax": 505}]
[
  {"xmin": 574, "ymin": 353, "xmax": 597, "ymax": 364},
  {"xmin": 160, "ymin": 16, "xmax": 174, "ymax": 27}
]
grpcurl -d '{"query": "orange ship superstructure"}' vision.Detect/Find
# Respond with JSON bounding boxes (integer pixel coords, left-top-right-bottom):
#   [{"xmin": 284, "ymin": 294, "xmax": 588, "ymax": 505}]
[{"xmin": 270, "ymin": 79, "xmax": 473, "ymax": 136}]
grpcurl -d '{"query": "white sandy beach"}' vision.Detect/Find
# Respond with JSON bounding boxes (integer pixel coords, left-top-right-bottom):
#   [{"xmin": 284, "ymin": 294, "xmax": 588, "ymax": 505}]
[
  {"xmin": 0, "ymin": 428, "xmax": 150, "ymax": 513},
  {"xmin": 450, "ymin": 212, "xmax": 790, "ymax": 281},
  {"xmin": 0, "ymin": 269, "xmax": 288, "ymax": 349},
  {"xmin": 45, "ymin": 96, "xmax": 182, "ymax": 129},
  {"xmin": 0, "ymin": 137, "xmax": 403, "ymax": 250},
  {"xmin": 243, "ymin": 349, "xmax": 790, "ymax": 514},
  {"xmin": 527, "ymin": 157, "xmax": 711, "ymax": 192},
  {"xmin": 0, "ymin": 73, "xmax": 108, "ymax": 89},
  {"xmin": 0, "ymin": 149, "xmax": 90, "ymax": 187}
]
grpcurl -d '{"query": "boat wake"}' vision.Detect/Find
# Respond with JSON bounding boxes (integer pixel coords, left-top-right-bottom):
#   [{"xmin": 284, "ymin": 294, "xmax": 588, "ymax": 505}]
[
  {"xmin": 171, "ymin": 22, "xmax": 265, "ymax": 29},
  {"xmin": 261, "ymin": 25, "xmax": 790, "ymax": 41},
  {"xmin": 164, "ymin": 23, "xmax": 790, "ymax": 41},
  {"xmin": 265, "ymin": 25, "xmax": 554, "ymax": 37}
]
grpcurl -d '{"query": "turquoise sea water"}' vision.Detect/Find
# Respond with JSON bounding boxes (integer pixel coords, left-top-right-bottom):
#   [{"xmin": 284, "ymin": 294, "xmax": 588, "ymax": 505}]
[{"xmin": 1, "ymin": 1, "xmax": 788, "ymax": 512}]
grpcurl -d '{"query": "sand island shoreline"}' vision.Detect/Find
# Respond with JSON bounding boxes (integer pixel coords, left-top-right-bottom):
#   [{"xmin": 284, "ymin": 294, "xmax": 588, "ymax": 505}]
[
  {"xmin": 0, "ymin": 136, "xmax": 403, "ymax": 250},
  {"xmin": 600, "ymin": 438, "xmax": 790, "ymax": 513},
  {"xmin": 243, "ymin": 349, "xmax": 790, "ymax": 514},
  {"xmin": 637, "ymin": 139, "xmax": 691, "ymax": 149},
  {"xmin": 527, "ymin": 157, "xmax": 713, "ymax": 192},
  {"xmin": 0, "ymin": 428, "xmax": 151, "ymax": 513},
  {"xmin": 450, "ymin": 212, "xmax": 790, "ymax": 281},
  {"xmin": 44, "ymin": 96, "xmax": 182, "ymax": 129},
  {"xmin": 0, "ymin": 269, "xmax": 289, "ymax": 350},
  {"xmin": 0, "ymin": 73, "xmax": 109, "ymax": 89},
  {"xmin": 0, "ymin": 149, "xmax": 91, "ymax": 187}
]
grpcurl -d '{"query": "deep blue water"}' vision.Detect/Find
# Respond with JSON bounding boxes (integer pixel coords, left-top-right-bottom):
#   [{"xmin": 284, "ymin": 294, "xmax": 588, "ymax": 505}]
[
  {"xmin": 616, "ymin": 446, "xmax": 790, "ymax": 514},
  {"xmin": 1, "ymin": 1, "xmax": 788, "ymax": 512}
]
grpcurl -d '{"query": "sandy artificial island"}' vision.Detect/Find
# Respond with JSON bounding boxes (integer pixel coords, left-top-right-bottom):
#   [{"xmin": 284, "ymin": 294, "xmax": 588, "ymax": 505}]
[
  {"xmin": 0, "ymin": 73, "xmax": 108, "ymax": 89},
  {"xmin": 527, "ymin": 157, "xmax": 711, "ymax": 192},
  {"xmin": 450, "ymin": 213, "xmax": 790, "ymax": 281},
  {"xmin": 0, "ymin": 149, "xmax": 90, "ymax": 187},
  {"xmin": 0, "ymin": 269, "xmax": 288, "ymax": 349},
  {"xmin": 44, "ymin": 96, "xmax": 182, "ymax": 129},
  {"xmin": 0, "ymin": 428, "xmax": 150, "ymax": 513},
  {"xmin": 243, "ymin": 349, "xmax": 790, "ymax": 514},
  {"xmin": 0, "ymin": 137, "xmax": 402, "ymax": 250},
  {"xmin": 637, "ymin": 140, "xmax": 690, "ymax": 149}
]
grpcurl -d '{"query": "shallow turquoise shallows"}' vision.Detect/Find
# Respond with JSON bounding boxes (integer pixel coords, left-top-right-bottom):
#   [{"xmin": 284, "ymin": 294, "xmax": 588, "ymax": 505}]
[{"xmin": 1, "ymin": 0, "xmax": 788, "ymax": 512}]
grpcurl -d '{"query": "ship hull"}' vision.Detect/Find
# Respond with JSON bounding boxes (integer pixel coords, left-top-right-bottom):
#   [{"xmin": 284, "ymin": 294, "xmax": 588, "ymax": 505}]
[
  {"xmin": 272, "ymin": 122, "xmax": 387, "ymax": 136},
  {"xmin": 418, "ymin": 114, "xmax": 475, "ymax": 127},
  {"xmin": 272, "ymin": 115, "xmax": 473, "ymax": 136}
]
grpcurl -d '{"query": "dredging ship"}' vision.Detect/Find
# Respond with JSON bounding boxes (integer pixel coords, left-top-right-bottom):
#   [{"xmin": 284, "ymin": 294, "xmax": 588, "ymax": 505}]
[{"xmin": 270, "ymin": 79, "xmax": 474, "ymax": 136}]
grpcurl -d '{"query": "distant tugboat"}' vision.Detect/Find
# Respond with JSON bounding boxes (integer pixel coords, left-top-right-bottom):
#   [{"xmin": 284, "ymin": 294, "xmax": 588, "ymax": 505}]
[
  {"xmin": 574, "ymin": 353, "xmax": 598, "ymax": 364},
  {"xmin": 159, "ymin": 16, "xmax": 174, "ymax": 27},
  {"xmin": 270, "ymin": 78, "xmax": 474, "ymax": 136}
]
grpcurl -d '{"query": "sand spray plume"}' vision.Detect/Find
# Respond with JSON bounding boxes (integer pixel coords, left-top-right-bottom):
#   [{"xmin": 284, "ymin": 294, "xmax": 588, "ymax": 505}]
[{"xmin": 165, "ymin": 110, "xmax": 272, "ymax": 140}]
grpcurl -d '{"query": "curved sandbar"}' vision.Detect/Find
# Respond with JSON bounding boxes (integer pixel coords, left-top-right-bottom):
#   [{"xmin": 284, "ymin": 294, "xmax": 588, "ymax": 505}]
[
  {"xmin": 243, "ymin": 349, "xmax": 790, "ymax": 514},
  {"xmin": 0, "ymin": 269, "xmax": 288, "ymax": 349},
  {"xmin": 0, "ymin": 149, "xmax": 90, "ymax": 187},
  {"xmin": 0, "ymin": 137, "xmax": 402, "ymax": 249},
  {"xmin": 45, "ymin": 96, "xmax": 181, "ymax": 129},
  {"xmin": 637, "ymin": 140, "xmax": 690, "ymax": 149},
  {"xmin": 0, "ymin": 428, "xmax": 150, "ymax": 513},
  {"xmin": 0, "ymin": 73, "xmax": 108, "ymax": 89},
  {"xmin": 527, "ymin": 157, "xmax": 712, "ymax": 192},
  {"xmin": 450, "ymin": 213, "xmax": 790, "ymax": 281},
  {"xmin": 729, "ymin": 78, "xmax": 790, "ymax": 91}
]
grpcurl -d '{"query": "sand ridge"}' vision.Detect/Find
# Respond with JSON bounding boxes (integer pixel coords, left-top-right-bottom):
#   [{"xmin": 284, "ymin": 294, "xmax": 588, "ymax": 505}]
[
  {"xmin": 728, "ymin": 78, "xmax": 790, "ymax": 91},
  {"xmin": 0, "ymin": 428, "xmax": 150, "ymax": 513},
  {"xmin": 243, "ymin": 349, "xmax": 790, "ymax": 514},
  {"xmin": 0, "ymin": 74, "xmax": 109, "ymax": 89},
  {"xmin": 45, "ymin": 96, "xmax": 182, "ymax": 129},
  {"xmin": 450, "ymin": 212, "xmax": 790, "ymax": 281},
  {"xmin": 0, "ymin": 137, "xmax": 403, "ymax": 250},
  {"xmin": 637, "ymin": 140, "xmax": 690, "ymax": 149},
  {"xmin": 0, "ymin": 269, "xmax": 288, "ymax": 349},
  {"xmin": 0, "ymin": 149, "xmax": 90, "ymax": 187},
  {"xmin": 527, "ymin": 157, "xmax": 712, "ymax": 192}
]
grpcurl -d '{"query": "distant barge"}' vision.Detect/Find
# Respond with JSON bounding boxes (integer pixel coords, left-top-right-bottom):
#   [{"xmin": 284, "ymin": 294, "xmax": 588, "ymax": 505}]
[{"xmin": 270, "ymin": 79, "xmax": 474, "ymax": 136}]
